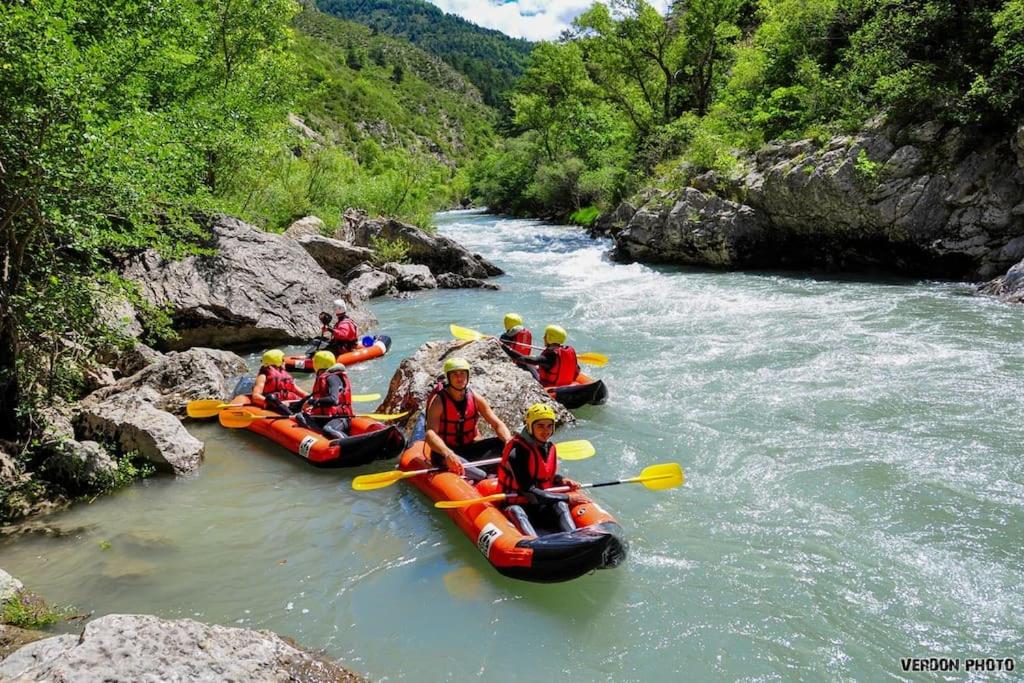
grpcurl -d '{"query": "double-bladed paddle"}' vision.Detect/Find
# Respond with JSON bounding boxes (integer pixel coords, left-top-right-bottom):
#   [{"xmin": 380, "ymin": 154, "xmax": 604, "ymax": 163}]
[
  {"xmin": 218, "ymin": 408, "xmax": 407, "ymax": 428},
  {"xmin": 449, "ymin": 324, "xmax": 608, "ymax": 367},
  {"xmin": 187, "ymin": 394, "xmax": 381, "ymax": 419}
]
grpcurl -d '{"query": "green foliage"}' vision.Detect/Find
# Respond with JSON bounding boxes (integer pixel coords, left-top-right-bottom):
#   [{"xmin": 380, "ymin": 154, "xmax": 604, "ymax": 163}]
[
  {"xmin": 370, "ymin": 236, "xmax": 412, "ymax": 265},
  {"xmin": 853, "ymin": 148, "xmax": 880, "ymax": 184},
  {"xmin": 2, "ymin": 591, "xmax": 72, "ymax": 630},
  {"xmin": 315, "ymin": 0, "xmax": 534, "ymax": 107},
  {"xmin": 569, "ymin": 206, "xmax": 602, "ymax": 227},
  {"xmin": 102, "ymin": 452, "xmax": 157, "ymax": 492}
]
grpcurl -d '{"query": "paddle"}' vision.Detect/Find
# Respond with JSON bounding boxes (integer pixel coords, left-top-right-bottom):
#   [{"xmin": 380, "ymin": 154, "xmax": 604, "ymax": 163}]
[
  {"xmin": 187, "ymin": 394, "xmax": 381, "ymax": 419},
  {"xmin": 351, "ymin": 439, "xmax": 596, "ymax": 491},
  {"xmin": 218, "ymin": 408, "xmax": 408, "ymax": 428},
  {"xmin": 434, "ymin": 462, "xmax": 684, "ymax": 509},
  {"xmin": 449, "ymin": 324, "xmax": 608, "ymax": 367}
]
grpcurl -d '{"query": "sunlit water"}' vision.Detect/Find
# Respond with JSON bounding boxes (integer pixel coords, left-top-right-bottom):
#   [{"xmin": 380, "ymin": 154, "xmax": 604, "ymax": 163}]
[{"xmin": 2, "ymin": 210, "xmax": 1022, "ymax": 680}]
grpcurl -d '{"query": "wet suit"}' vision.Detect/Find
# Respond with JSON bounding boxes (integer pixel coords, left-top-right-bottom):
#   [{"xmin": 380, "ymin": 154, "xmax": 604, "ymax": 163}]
[
  {"xmin": 505, "ymin": 345, "xmax": 579, "ymax": 387},
  {"xmin": 296, "ymin": 368, "xmax": 352, "ymax": 441}
]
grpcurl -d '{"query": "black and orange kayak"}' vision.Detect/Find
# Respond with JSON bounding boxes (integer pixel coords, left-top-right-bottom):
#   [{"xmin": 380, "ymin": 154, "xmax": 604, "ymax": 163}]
[
  {"xmin": 399, "ymin": 440, "xmax": 627, "ymax": 582},
  {"xmin": 284, "ymin": 335, "xmax": 392, "ymax": 373},
  {"xmin": 227, "ymin": 395, "xmax": 405, "ymax": 468},
  {"xmin": 546, "ymin": 372, "xmax": 608, "ymax": 409}
]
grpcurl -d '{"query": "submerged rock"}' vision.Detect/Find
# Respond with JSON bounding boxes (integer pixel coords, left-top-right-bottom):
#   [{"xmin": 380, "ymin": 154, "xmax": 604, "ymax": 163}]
[
  {"xmin": 380, "ymin": 338, "xmax": 573, "ymax": 437},
  {"xmin": 0, "ymin": 613, "xmax": 365, "ymax": 682}
]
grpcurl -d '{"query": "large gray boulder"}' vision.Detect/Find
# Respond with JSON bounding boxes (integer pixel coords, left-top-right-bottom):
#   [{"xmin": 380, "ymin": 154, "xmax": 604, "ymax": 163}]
[
  {"xmin": 613, "ymin": 122, "xmax": 1024, "ymax": 279},
  {"xmin": 297, "ymin": 235, "xmax": 375, "ymax": 280},
  {"xmin": 122, "ymin": 216, "xmax": 375, "ymax": 349},
  {"xmin": 380, "ymin": 338, "xmax": 573, "ymax": 438},
  {"xmin": 979, "ymin": 257, "xmax": 1024, "ymax": 303},
  {"xmin": 382, "ymin": 262, "xmax": 437, "ymax": 291},
  {"xmin": 37, "ymin": 441, "xmax": 117, "ymax": 494},
  {"xmin": 283, "ymin": 214, "xmax": 327, "ymax": 239},
  {"xmin": 343, "ymin": 264, "xmax": 398, "ymax": 300},
  {"xmin": 352, "ymin": 217, "xmax": 503, "ymax": 279},
  {"xmin": 77, "ymin": 388, "xmax": 204, "ymax": 475},
  {"xmin": 0, "ymin": 613, "xmax": 365, "ymax": 682},
  {"xmin": 83, "ymin": 347, "xmax": 248, "ymax": 418},
  {"xmin": 436, "ymin": 273, "xmax": 500, "ymax": 290},
  {"xmin": 0, "ymin": 568, "xmax": 23, "ymax": 604}
]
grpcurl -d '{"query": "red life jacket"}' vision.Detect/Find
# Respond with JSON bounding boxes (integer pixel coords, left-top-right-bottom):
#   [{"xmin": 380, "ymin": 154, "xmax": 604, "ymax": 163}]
[
  {"xmin": 537, "ymin": 346, "xmax": 579, "ymax": 387},
  {"xmin": 261, "ymin": 365, "xmax": 302, "ymax": 401},
  {"xmin": 498, "ymin": 434, "xmax": 557, "ymax": 492},
  {"xmin": 305, "ymin": 368, "xmax": 353, "ymax": 418},
  {"xmin": 330, "ymin": 316, "xmax": 358, "ymax": 352},
  {"xmin": 429, "ymin": 387, "xmax": 479, "ymax": 448},
  {"xmin": 505, "ymin": 326, "xmax": 533, "ymax": 356}
]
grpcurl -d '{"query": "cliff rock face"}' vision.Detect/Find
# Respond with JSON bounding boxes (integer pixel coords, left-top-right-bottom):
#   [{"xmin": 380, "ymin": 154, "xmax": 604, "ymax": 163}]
[{"xmin": 613, "ymin": 121, "xmax": 1024, "ymax": 279}]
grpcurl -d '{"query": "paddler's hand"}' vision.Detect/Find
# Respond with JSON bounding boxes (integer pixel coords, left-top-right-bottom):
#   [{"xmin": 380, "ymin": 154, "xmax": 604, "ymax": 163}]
[
  {"xmin": 562, "ymin": 478, "xmax": 581, "ymax": 491},
  {"xmin": 444, "ymin": 453, "xmax": 465, "ymax": 476}
]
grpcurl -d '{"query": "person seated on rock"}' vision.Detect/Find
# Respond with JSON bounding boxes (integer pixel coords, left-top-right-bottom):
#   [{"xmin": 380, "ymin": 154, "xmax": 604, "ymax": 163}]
[
  {"xmin": 425, "ymin": 357, "xmax": 512, "ymax": 480},
  {"xmin": 295, "ymin": 351, "xmax": 354, "ymax": 441},
  {"xmin": 310, "ymin": 299, "xmax": 360, "ymax": 357},
  {"xmin": 503, "ymin": 324, "xmax": 580, "ymax": 388},
  {"xmin": 252, "ymin": 349, "xmax": 307, "ymax": 416},
  {"xmin": 497, "ymin": 403, "xmax": 580, "ymax": 536}
]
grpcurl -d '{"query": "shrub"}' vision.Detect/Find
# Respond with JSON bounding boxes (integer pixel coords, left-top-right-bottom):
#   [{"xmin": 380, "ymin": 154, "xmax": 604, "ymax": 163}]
[{"xmin": 370, "ymin": 236, "xmax": 411, "ymax": 265}]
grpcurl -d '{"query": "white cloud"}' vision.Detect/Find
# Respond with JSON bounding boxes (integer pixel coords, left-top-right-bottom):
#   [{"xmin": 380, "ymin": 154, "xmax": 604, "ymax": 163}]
[{"xmin": 425, "ymin": 0, "xmax": 670, "ymax": 42}]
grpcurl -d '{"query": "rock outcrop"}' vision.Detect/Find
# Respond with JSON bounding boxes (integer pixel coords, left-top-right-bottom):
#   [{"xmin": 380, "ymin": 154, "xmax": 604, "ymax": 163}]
[
  {"xmin": 121, "ymin": 216, "xmax": 376, "ymax": 349},
  {"xmin": 352, "ymin": 217, "xmax": 503, "ymax": 280},
  {"xmin": 0, "ymin": 613, "xmax": 365, "ymax": 682},
  {"xmin": 343, "ymin": 264, "xmax": 398, "ymax": 300},
  {"xmin": 380, "ymin": 338, "xmax": 573, "ymax": 437},
  {"xmin": 296, "ymin": 235, "xmax": 375, "ymax": 280},
  {"xmin": 613, "ymin": 120, "xmax": 1024, "ymax": 279},
  {"xmin": 979, "ymin": 257, "xmax": 1024, "ymax": 303}
]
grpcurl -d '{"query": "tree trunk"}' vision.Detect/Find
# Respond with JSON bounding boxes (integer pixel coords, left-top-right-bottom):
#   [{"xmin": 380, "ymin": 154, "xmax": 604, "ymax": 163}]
[{"xmin": 0, "ymin": 306, "xmax": 22, "ymax": 440}]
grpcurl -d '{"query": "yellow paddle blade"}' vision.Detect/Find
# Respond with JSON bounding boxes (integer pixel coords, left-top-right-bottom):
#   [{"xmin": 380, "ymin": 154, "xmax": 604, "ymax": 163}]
[
  {"xmin": 630, "ymin": 463, "xmax": 685, "ymax": 490},
  {"xmin": 352, "ymin": 393, "xmax": 381, "ymax": 403},
  {"xmin": 357, "ymin": 411, "xmax": 408, "ymax": 422},
  {"xmin": 578, "ymin": 352, "xmax": 608, "ymax": 368},
  {"xmin": 352, "ymin": 469, "xmax": 413, "ymax": 491},
  {"xmin": 218, "ymin": 408, "xmax": 263, "ymax": 428},
  {"xmin": 555, "ymin": 439, "xmax": 595, "ymax": 460},
  {"xmin": 186, "ymin": 400, "xmax": 233, "ymax": 418},
  {"xmin": 450, "ymin": 324, "xmax": 489, "ymax": 341},
  {"xmin": 435, "ymin": 492, "xmax": 508, "ymax": 509}
]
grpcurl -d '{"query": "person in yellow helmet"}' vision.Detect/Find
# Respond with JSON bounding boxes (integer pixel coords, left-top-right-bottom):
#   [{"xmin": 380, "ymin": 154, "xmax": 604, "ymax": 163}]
[
  {"xmin": 425, "ymin": 356, "xmax": 512, "ymax": 479},
  {"xmin": 498, "ymin": 312, "xmax": 539, "ymax": 379},
  {"xmin": 503, "ymin": 324, "xmax": 580, "ymax": 388},
  {"xmin": 295, "ymin": 351, "xmax": 354, "ymax": 440},
  {"xmin": 253, "ymin": 349, "xmax": 307, "ymax": 415},
  {"xmin": 497, "ymin": 402, "xmax": 580, "ymax": 536}
]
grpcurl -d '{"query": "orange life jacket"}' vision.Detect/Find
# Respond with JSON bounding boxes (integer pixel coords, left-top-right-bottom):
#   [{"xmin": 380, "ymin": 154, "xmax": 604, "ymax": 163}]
[
  {"xmin": 537, "ymin": 346, "xmax": 579, "ymax": 387},
  {"xmin": 305, "ymin": 368, "xmax": 353, "ymax": 418},
  {"xmin": 498, "ymin": 434, "xmax": 557, "ymax": 492},
  {"xmin": 429, "ymin": 387, "xmax": 479, "ymax": 448},
  {"xmin": 260, "ymin": 365, "xmax": 302, "ymax": 401}
]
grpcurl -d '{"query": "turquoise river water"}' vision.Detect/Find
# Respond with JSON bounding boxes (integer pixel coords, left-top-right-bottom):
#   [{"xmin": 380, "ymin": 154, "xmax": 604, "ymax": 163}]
[{"xmin": 2, "ymin": 210, "xmax": 1022, "ymax": 680}]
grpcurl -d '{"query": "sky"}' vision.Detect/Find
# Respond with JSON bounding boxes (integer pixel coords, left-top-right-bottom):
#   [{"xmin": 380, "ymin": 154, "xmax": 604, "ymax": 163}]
[{"xmin": 424, "ymin": 0, "xmax": 671, "ymax": 42}]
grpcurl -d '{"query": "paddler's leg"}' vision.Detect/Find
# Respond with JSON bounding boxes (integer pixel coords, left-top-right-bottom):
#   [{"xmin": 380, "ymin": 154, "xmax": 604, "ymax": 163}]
[
  {"xmin": 504, "ymin": 505, "xmax": 537, "ymax": 537},
  {"xmin": 554, "ymin": 500, "xmax": 576, "ymax": 533},
  {"xmin": 322, "ymin": 417, "xmax": 350, "ymax": 440}
]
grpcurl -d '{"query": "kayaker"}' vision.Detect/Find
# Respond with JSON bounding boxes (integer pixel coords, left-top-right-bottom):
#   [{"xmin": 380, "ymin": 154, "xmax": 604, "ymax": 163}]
[
  {"xmin": 503, "ymin": 324, "xmax": 580, "ymax": 388},
  {"xmin": 498, "ymin": 312, "xmax": 539, "ymax": 379},
  {"xmin": 497, "ymin": 402, "xmax": 580, "ymax": 536},
  {"xmin": 252, "ymin": 349, "xmax": 307, "ymax": 415},
  {"xmin": 425, "ymin": 357, "xmax": 512, "ymax": 479},
  {"xmin": 295, "ymin": 351, "xmax": 354, "ymax": 440},
  {"xmin": 309, "ymin": 299, "xmax": 360, "ymax": 357}
]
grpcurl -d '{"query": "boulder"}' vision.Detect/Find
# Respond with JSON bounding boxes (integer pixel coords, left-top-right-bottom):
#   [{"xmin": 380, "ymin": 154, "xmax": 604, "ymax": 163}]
[
  {"xmin": 77, "ymin": 387, "xmax": 204, "ymax": 475},
  {"xmin": 0, "ymin": 568, "xmax": 23, "ymax": 604},
  {"xmin": 121, "ymin": 216, "xmax": 375, "ymax": 349},
  {"xmin": 979, "ymin": 257, "xmax": 1024, "ymax": 303},
  {"xmin": 380, "ymin": 338, "xmax": 574, "ymax": 437},
  {"xmin": 336, "ymin": 207, "xmax": 368, "ymax": 243},
  {"xmin": 0, "ymin": 614, "xmax": 365, "ymax": 682},
  {"xmin": 37, "ymin": 440, "xmax": 117, "ymax": 494},
  {"xmin": 114, "ymin": 342, "xmax": 165, "ymax": 378},
  {"xmin": 436, "ymin": 273, "xmax": 500, "ymax": 290},
  {"xmin": 382, "ymin": 263, "xmax": 437, "ymax": 291},
  {"xmin": 352, "ymin": 217, "xmax": 503, "ymax": 279},
  {"xmin": 284, "ymin": 215, "xmax": 327, "ymax": 240},
  {"xmin": 343, "ymin": 264, "xmax": 398, "ymax": 300},
  {"xmin": 297, "ymin": 235, "xmax": 375, "ymax": 280},
  {"xmin": 0, "ymin": 624, "xmax": 48, "ymax": 661},
  {"xmin": 83, "ymin": 347, "xmax": 248, "ymax": 418}
]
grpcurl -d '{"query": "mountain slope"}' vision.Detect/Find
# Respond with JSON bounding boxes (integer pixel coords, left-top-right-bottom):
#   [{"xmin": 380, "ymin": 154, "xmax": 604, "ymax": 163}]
[{"xmin": 315, "ymin": 0, "xmax": 533, "ymax": 107}]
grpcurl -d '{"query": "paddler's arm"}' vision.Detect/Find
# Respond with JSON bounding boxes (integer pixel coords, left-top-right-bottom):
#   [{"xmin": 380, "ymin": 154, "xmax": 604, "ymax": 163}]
[
  {"xmin": 424, "ymin": 395, "xmax": 465, "ymax": 476},
  {"xmin": 475, "ymin": 394, "xmax": 512, "ymax": 442}
]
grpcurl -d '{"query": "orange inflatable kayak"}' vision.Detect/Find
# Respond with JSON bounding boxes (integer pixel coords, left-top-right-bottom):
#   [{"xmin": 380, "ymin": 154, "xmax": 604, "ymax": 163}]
[
  {"xmin": 228, "ymin": 395, "xmax": 405, "ymax": 468},
  {"xmin": 284, "ymin": 335, "xmax": 391, "ymax": 373},
  {"xmin": 547, "ymin": 371, "xmax": 608, "ymax": 409},
  {"xmin": 399, "ymin": 440, "xmax": 627, "ymax": 582}
]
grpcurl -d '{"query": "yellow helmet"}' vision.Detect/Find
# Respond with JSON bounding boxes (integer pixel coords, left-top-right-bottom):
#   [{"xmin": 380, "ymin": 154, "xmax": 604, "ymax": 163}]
[
  {"xmin": 443, "ymin": 357, "xmax": 471, "ymax": 377},
  {"xmin": 261, "ymin": 349, "xmax": 285, "ymax": 367},
  {"xmin": 544, "ymin": 324, "xmax": 567, "ymax": 345},
  {"xmin": 503, "ymin": 313, "xmax": 523, "ymax": 331},
  {"xmin": 525, "ymin": 402, "xmax": 556, "ymax": 431},
  {"xmin": 312, "ymin": 350, "xmax": 336, "ymax": 371}
]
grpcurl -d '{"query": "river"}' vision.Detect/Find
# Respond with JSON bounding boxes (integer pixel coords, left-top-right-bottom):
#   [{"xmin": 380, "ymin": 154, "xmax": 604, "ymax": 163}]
[{"xmin": 2, "ymin": 210, "xmax": 1022, "ymax": 680}]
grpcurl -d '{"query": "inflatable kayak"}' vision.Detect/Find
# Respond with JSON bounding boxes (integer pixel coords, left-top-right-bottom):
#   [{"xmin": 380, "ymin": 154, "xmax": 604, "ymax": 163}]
[
  {"xmin": 228, "ymin": 395, "xmax": 405, "ymax": 468},
  {"xmin": 547, "ymin": 372, "xmax": 608, "ymax": 409},
  {"xmin": 399, "ymin": 440, "xmax": 627, "ymax": 582},
  {"xmin": 285, "ymin": 335, "xmax": 392, "ymax": 373}
]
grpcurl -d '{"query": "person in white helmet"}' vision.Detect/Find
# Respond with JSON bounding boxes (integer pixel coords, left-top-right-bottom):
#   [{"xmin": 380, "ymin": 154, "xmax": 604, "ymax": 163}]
[{"xmin": 315, "ymin": 298, "xmax": 360, "ymax": 355}]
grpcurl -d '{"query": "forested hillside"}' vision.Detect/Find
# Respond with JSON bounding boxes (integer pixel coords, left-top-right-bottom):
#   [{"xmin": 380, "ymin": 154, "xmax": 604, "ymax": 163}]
[
  {"xmin": 470, "ymin": 0, "xmax": 1024, "ymax": 221},
  {"xmin": 316, "ymin": 0, "xmax": 534, "ymax": 107}
]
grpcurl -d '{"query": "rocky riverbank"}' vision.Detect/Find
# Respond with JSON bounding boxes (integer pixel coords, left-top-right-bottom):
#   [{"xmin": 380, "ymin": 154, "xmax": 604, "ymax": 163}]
[{"xmin": 598, "ymin": 119, "xmax": 1024, "ymax": 298}]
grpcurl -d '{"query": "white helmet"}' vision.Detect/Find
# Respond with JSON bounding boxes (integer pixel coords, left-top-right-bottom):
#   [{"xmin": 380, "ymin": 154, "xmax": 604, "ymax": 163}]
[{"xmin": 333, "ymin": 298, "xmax": 346, "ymax": 314}]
